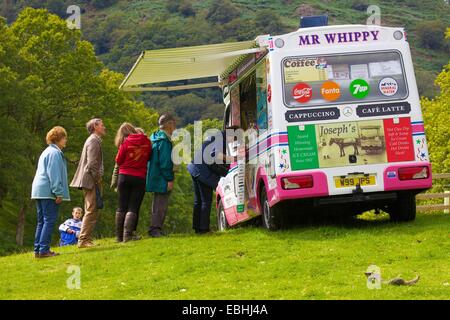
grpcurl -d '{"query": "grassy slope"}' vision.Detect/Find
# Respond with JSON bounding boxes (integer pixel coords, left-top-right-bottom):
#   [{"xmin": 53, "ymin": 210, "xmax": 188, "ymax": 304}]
[{"xmin": 1, "ymin": 212, "xmax": 449, "ymax": 300}]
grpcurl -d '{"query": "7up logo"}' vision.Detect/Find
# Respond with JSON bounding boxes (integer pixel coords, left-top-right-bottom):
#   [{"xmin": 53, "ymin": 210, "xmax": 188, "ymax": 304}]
[{"xmin": 350, "ymin": 79, "xmax": 370, "ymax": 99}]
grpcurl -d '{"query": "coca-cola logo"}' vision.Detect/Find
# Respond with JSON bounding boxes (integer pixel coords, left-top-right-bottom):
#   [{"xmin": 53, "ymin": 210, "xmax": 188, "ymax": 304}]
[{"xmin": 292, "ymin": 83, "xmax": 312, "ymax": 103}]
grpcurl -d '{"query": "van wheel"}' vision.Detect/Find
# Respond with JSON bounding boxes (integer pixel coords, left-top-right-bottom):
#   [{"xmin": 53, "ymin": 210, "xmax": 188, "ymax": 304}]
[
  {"xmin": 389, "ymin": 193, "xmax": 416, "ymax": 222},
  {"xmin": 260, "ymin": 186, "xmax": 282, "ymax": 231},
  {"xmin": 217, "ymin": 200, "xmax": 229, "ymax": 231}
]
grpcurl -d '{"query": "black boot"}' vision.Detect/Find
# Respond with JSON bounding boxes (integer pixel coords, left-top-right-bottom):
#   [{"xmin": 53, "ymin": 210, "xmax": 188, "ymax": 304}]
[
  {"xmin": 123, "ymin": 212, "xmax": 137, "ymax": 242},
  {"xmin": 115, "ymin": 211, "xmax": 126, "ymax": 242},
  {"xmin": 132, "ymin": 213, "xmax": 141, "ymax": 240},
  {"xmin": 132, "ymin": 231, "xmax": 142, "ymax": 241}
]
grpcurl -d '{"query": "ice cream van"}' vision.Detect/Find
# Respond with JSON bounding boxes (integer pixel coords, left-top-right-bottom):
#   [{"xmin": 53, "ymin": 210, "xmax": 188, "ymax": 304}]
[
  {"xmin": 120, "ymin": 18, "xmax": 432, "ymax": 231},
  {"xmin": 215, "ymin": 24, "xmax": 433, "ymax": 230}
]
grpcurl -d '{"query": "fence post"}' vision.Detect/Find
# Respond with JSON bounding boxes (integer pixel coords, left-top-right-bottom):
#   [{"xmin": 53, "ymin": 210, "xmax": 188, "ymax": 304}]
[{"xmin": 444, "ymin": 191, "xmax": 450, "ymax": 214}]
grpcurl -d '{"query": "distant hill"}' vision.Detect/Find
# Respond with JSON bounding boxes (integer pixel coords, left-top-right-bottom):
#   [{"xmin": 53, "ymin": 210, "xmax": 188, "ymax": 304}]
[{"xmin": 1, "ymin": 0, "xmax": 449, "ymax": 125}]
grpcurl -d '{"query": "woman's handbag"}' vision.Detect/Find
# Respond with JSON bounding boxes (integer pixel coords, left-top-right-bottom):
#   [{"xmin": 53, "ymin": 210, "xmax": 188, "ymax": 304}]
[{"xmin": 95, "ymin": 185, "xmax": 104, "ymax": 209}]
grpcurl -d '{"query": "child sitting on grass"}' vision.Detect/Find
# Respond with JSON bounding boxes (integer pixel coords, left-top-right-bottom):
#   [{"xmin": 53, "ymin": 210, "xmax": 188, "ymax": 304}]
[{"xmin": 59, "ymin": 207, "xmax": 83, "ymax": 246}]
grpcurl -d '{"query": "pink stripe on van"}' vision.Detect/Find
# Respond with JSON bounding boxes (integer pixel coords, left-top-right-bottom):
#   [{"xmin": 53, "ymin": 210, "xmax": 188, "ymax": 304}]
[{"xmin": 412, "ymin": 124, "xmax": 425, "ymax": 133}]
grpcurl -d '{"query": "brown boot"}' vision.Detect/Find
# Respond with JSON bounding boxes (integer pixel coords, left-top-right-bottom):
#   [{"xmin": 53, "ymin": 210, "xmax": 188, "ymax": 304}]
[
  {"xmin": 115, "ymin": 211, "xmax": 126, "ymax": 242},
  {"xmin": 123, "ymin": 212, "xmax": 137, "ymax": 242},
  {"xmin": 38, "ymin": 251, "xmax": 60, "ymax": 258}
]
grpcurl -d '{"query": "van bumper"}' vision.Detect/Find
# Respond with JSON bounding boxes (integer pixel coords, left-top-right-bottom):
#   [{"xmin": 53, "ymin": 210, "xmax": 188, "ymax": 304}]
[{"xmin": 268, "ymin": 162, "xmax": 432, "ymax": 207}]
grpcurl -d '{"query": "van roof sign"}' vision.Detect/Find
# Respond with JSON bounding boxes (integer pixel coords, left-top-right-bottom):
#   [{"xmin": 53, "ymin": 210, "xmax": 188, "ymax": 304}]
[{"xmin": 300, "ymin": 15, "xmax": 328, "ymax": 28}]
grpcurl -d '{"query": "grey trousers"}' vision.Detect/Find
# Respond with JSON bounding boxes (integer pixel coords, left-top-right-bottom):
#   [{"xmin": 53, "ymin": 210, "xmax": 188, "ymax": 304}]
[
  {"xmin": 150, "ymin": 192, "xmax": 170, "ymax": 232},
  {"xmin": 79, "ymin": 188, "xmax": 98, "ymax": 245}
]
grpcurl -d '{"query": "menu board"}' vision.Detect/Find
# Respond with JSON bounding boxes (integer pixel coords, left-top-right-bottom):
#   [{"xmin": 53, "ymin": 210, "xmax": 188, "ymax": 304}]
[
  {"xmin": 328, "ymin": 64, "xmax": 350, "ymax": 80},
  {"xmin": 287, "ymin": 117, "xmax": 415, "ymax": 171},
  {"xmin": 350, "ymin": 64, "xmax": 369, "ymax": 79},
  {"xmin": 369, "ymin": 60, "xmax": 402, "ymax": 77},
  {"xmin": 282, "ymin": 51, "xmax": 408, "ymax": 108},
  {"xmin": 287, "ymin": 125, "xmax": 319, "ymax": 170},
  {"xmin": 383, "ymin": 117, "xmax": 414, "ymax": 162},
  {"xmin": 283, "ymin": 57, "xmax": 328, "ymax": 83}
]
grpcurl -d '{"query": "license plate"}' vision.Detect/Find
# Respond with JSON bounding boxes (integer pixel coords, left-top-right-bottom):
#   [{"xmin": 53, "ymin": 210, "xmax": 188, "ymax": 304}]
[{"xmin": 334, "ymin": 175, "xmax": 376, "ymax": 188}]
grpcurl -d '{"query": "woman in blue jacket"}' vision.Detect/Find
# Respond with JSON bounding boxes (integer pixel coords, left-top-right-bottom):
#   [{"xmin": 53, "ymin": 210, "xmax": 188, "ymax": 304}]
[{"xmin": 31, "ymin": 126, "xmax": 70, "ymax": 258}]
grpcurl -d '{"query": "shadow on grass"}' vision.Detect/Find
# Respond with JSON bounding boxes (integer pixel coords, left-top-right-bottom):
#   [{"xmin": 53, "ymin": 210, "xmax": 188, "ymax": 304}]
[
  {"xmin": 54, "ymin": 242, "xmax": 134, "ymax": 257},
  {"xmin": 233, "ymin": 211, "xmax": 449, "ymax": 241}
]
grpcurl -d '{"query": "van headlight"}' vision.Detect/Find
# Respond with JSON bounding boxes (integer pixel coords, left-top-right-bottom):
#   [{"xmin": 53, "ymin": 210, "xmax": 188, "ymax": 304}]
[{"xmin": 393, "ymin": 30, "xmax": 403, "ymax": 40}]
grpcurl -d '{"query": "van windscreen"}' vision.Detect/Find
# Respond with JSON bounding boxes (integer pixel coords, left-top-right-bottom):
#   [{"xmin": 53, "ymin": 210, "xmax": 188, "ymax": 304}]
[{"xmin": 281, "ymin": 51, "xmax": 408, "ymax": 108}]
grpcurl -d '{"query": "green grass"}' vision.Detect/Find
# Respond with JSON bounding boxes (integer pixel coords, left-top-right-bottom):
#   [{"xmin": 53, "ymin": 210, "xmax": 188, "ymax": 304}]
[{"xmin": 1, "ymin": 212, "xmax": 449, "ymax": 300}]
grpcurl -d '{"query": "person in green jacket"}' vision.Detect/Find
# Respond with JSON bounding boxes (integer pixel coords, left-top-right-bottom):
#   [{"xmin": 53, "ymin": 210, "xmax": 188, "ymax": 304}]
[{"xmin": 146, "ymin": 114, "xmax": 176, "ymax": 237}]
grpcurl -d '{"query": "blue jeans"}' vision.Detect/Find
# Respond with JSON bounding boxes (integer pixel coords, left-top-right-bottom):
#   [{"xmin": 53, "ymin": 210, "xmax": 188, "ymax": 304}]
[
  {"xmin": 34, "ymin": 199, "xmax": 60, "ymax": 254},
  {"xmin": 192, "ymin": 177, "xmax": 213, "ymax": 233}
]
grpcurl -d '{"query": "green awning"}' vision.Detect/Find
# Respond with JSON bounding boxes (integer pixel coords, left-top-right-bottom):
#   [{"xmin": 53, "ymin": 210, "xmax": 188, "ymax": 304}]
[{"xmin": 120, "ymin": 40, "xmax": 262, "ymax": 92}]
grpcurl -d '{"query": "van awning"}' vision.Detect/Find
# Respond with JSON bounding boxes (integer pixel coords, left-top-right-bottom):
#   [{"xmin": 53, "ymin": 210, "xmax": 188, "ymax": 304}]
[{"xmin": 119, "ymin": 40, "xmax": 264, "ymax": 92}]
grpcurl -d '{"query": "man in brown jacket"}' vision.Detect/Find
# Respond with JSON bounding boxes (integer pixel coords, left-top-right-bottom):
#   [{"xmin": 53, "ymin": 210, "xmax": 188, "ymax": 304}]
[{"xmin": 70, "ymin": 118, "xmax": 106, "ymax": 248}]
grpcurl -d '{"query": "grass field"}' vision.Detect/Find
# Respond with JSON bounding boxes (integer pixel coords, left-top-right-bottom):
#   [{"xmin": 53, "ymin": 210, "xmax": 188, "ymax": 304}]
[{"xmin": 0, "ymin": 212, "xmax": 449, "ymax": 300}]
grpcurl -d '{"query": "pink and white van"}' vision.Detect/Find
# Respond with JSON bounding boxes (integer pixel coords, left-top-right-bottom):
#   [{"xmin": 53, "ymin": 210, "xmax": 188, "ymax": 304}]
[{"xmin": 215, "ymin": 24, "xmax": 432, "ymax": 230}]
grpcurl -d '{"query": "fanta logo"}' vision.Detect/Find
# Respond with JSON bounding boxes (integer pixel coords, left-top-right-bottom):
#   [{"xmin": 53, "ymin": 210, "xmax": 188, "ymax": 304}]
[
  {"xmin": 321, "ymin": 81, "xmax": 341, "ymax": 101},
  {"xmin": 292, "ymin": 83, "xmax": 312, "ymax": 103}
]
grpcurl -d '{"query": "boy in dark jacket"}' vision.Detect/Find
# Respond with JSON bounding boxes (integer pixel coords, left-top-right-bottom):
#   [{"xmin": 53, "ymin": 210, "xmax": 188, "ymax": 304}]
[
  {"xmin": 146, "ymin": 114, "xmax": 176, "ymax": 237},
  {"xmin": 187, "ymin": 130, "xmax": 236, "ymax": 234}
]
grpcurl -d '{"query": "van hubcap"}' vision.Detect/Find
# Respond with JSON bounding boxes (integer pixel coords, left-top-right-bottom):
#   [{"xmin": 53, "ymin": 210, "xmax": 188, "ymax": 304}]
[
  {"xmin": 263, "ymin": 200, "xmax": 270, "ymax": 227},
  {"xmin": 219, "ymin": 209, "xmax": 226, "ymax": 231}
]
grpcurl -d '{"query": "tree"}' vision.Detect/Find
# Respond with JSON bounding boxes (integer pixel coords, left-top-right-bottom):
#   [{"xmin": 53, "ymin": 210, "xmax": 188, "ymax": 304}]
[
  {"xmin": 179, "ymin": 1, "xmax": 195, "ymax": 18},
  {"xmin": 421, "ymin": 30, "xmax": 450, "ymax": 174},
  {"xmin": 0, "ymin": 8, "xmax": 159, "ymax": 251},
  {"xmin": 166, "ymin": 0, "xmax": 180, "ymax": 13},
  {"xmin": 0, "ymin": 0, "xmax": 15, "ymax": 23},
  {"xmin": 255, "ymin": 9, "xmax": 287, "ymax": 35},
  {"xmin": 416, "ymin": 21, "xmax": 448, "ymax": 50},
  {"xmin": 206, "ymin": 0, "xmax": 240, "ymax": 25},
  {"xmin": 350, "ymin": 0, "xmax": 369, "ymax": 11},
  {"xmin": 90, "ymin": 0, "xmax": 119, "ymax": 9}
]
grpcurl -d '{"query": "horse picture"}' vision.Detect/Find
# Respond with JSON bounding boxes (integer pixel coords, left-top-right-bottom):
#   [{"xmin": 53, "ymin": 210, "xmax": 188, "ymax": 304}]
[{"xmin": 329, "ymin": 138, "xmax": 360, "ymax": 157}]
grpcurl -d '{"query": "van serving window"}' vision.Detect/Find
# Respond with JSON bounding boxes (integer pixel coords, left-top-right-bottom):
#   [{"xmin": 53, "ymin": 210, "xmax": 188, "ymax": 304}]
[{"xmin": 281, "ymin": 50, "xmax": 408, "ymax": 108}]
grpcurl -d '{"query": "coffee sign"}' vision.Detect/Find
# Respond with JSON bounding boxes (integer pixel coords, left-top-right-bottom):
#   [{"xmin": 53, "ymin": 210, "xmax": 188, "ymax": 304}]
[
  {"xmin": 285, "ymin": 107, "xmax": 340, "ymax": 122},
  {"xmin": 356, "ymin": 102, "xmax": 411, "ymax": 117}
]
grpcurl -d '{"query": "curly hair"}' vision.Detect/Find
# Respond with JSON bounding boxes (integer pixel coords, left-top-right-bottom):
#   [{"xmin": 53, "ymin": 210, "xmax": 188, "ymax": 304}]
[{"xmin": 46, "ymin": 126, "xmax": 67, "ymax": 145}]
